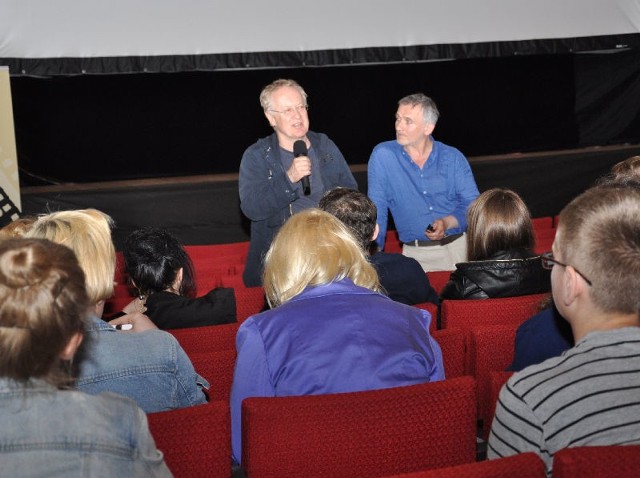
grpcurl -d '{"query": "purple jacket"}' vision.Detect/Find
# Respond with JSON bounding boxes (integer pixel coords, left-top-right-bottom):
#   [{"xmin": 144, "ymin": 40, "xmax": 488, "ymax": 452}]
[{"xmin": 230, "ymin": 278, "xmax": 444, "ymax": 462}]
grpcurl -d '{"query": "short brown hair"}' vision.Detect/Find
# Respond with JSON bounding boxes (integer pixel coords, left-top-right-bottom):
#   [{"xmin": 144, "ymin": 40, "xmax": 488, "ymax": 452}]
[
  {"xmin": 466, "ymin": 188, "xmax": 534, "ymax": 261},
  {"xmin": 0, "ymin": 238, "xmax": 88, "ymax": 386},
  {"xmin": 557, "ymin": 185, "xmax": 640, "ymax": 314},
  {"xmin": 319, "ymin": 188, "xmax": 376, "ymax": 251}
]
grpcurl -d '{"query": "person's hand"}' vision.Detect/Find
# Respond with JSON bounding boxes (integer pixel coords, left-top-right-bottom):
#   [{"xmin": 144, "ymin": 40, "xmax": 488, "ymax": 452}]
[
  {"xmin": 108, "ymin": 312, "xmax": 157, "ymax": 333},
  {"xmin": 425, "ymin": 218, "xmax": 447, "ymax": 241},
  {"xmin": 287, "ymin": 155, "xmax": 311, "ymax": 183},
  {"xmin": 121, "ymin": 297, "xmax": 146, "ymax": 314}
]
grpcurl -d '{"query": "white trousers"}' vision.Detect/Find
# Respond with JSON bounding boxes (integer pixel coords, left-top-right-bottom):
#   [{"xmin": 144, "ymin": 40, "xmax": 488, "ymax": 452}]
[{"xmin": 402, "ymin": 234, "xmax": 467, "ymax": 272}]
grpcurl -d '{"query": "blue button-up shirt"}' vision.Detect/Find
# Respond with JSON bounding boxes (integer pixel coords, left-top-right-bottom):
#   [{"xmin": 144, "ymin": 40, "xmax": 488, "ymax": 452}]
[{"xmin": 368, "ymin": 138, "xmax": 479, "ymax": 249}]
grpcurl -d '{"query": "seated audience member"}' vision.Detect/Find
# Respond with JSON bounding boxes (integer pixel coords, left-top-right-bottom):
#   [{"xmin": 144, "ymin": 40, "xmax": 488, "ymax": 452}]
[
  {"xmin": 230, "ymin": 209, "xmax": 445, "ymax": 463},
  {"xmin": 0, "ymin": 238, "xmax": 171, "ymax": 477},
  {"xmin": 123, "ymin": 227, "xmax": 236, "ymax": 329},
  {"xmin": 510, "ymin": 157, "xmax": 640, "ymax": 370},
  {"xmin": 508, "ymin": 299, "xmax": 573, "ymax": 371},
  {"xmin": 25, "ymin": 209, "xmax": 208, "ymax": 413},
  {"xmin": 488, "ymin": 185, "xmax": 640, "ymax": 474},
  {"xmin": 319, "ymin": 187, "xmax": 438, "ymax": 305},
  {"xmin": 440, "ymin": 188, "xmax": 550, "ymax": 299}
]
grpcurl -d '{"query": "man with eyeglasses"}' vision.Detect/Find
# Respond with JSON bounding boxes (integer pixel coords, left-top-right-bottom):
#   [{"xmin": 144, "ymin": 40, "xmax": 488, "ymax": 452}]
[
  {"xmin": 367, "ymin": 93, "xmax": 479, "ymax": 272},
  {"xmin": 239, "ymin": 78, "xmax": 357, "ymax": 287},
  {"xmin": 488, "ymin": 183, "xmax": 640, "ymax": 475}
]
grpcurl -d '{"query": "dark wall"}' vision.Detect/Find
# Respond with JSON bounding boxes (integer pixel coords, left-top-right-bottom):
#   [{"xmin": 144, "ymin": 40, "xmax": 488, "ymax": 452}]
[{"xmin": 13, "ymin": 49, "xmax": 640, "ymax": 186}]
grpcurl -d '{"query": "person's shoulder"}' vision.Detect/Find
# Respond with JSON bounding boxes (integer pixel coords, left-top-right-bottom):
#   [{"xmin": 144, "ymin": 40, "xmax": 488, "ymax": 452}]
[
  {"xmin": 65, "ymin": 387, "xmax": 143, "ymax": 420},
  {"xmin": 242, "ymin": 134, "xmax": 277, "ymax": 156},
  {"xmin": 371, "ymin": 140, "xmax": 399, "ymax": 153},
  {"xmin": 371, "ymin": 251, "xmax": 420, "ymax": 268},
  {"xmin": 432, "ymin": 139, "xmax": 467, "ymax": 160},
  {"xmin": 507, "ymin": 351, "xmax": 568, "ymax": 394}
]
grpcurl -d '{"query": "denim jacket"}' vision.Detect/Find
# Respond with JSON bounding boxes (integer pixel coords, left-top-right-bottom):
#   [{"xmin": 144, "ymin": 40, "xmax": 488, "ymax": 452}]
[
  {"xmin": 76, "ymin": 316, "xmax": 208, "ymax": 413},
  {"xmin": 0, "ymin": 378, "xmax": 172, "ymax": 477}
]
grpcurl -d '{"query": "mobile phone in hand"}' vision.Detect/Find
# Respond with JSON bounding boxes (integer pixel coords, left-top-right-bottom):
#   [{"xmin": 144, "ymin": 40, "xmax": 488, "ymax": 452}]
[{"xmin": 426, "ymin": 224, "xmax": 435, "ymax": 233}]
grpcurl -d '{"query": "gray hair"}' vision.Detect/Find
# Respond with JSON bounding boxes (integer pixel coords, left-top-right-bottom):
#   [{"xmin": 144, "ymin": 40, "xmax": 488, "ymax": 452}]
[
  {"xmin": 398, "ymin": 93, "xmax": 439, "ymax": 125},
  {"xmin": 259, "ymin": 79, "xmax": 308, "ymax": 111}
]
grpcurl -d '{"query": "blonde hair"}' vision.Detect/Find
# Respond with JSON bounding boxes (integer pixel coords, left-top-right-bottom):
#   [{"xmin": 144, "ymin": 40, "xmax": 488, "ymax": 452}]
[
  {"xmin": 263, "ymin": 209, "xmax": 381, "ymax": 307},
  {"xmin": 0, "ymin": 238, "xmax": 88, "ymax": 387},
  {"xmin": 25, "ymin": 209, "xmax": 116, "ymax": 304},
  {"xmin": 557, "ymin": 185, "xmax": 640, "ymax": 314},
  {"xmin": 259, "ymin": 78, "xmax": 308, "ymax": 111},
  {"xmin": 466, "ymin": 188, "xmax": 534, "ymax": 261}
]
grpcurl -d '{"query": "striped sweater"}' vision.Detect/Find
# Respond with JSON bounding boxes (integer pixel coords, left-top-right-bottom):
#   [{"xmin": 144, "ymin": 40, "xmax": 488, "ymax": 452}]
[{"xmin": 488, "ymin": 326, "xmax": 640, "ymax": 474}]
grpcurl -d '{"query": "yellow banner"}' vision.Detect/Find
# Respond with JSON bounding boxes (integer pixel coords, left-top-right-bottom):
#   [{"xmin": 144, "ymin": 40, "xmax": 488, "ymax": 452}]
[{"xmin": 0, "ymin": 66, "xmax": 21, "ymax": 225}]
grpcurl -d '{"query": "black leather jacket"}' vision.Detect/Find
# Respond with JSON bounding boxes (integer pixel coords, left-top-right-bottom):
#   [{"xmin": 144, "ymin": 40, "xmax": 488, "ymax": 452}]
[{"xmin": 440, "ymin": 249, "xmax": 551, "ymax": 300}]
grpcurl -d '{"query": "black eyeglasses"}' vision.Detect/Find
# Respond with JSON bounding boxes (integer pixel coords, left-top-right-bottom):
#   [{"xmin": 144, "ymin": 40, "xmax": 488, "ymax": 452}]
[{"xmin": 541, "ymin": 251, "xmax": 592, "ymax": 286}]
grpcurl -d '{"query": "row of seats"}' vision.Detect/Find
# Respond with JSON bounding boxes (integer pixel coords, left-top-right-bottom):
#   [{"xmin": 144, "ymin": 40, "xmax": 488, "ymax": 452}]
[
  {"xmin": 114, "ymin": 220, "xmax": 558, "ymax": 476},
  {"xmin": 165, "ymin": 292, "xmax": 544, "ymax": 440},
  {"xmin": 147, "ymin": 376, "xmax": 640, "ymax": 477}
]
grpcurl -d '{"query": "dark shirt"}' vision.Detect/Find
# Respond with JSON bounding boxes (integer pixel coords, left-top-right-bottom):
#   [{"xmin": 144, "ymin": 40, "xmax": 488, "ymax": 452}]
[
  {"xmin": 440, "ymin": 249, "xmax": 551, "ymax": 300},
  {"xmin": 144, "ymin": 288, "xmax": 237, "ymax": 330},
  {"xmin": 370, "ymin": 252, "xmax": 439, "ymax": 305},
  {"xmin": 508, "ymin": 304, "xmax": 574, "ymax": 371}
]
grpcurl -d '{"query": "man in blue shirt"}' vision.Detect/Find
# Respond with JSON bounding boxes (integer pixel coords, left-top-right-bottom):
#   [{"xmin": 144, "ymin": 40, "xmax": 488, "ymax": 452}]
[{"xmin": 368, "ymin": 93, "xmax": 479, "ymax": 271}]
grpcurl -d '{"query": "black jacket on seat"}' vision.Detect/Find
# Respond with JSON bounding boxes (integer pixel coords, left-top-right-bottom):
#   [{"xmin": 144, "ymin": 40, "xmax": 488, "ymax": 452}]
[{"xmin": 440, "ymin": 249, "xmax": 551, "ymax": 300}]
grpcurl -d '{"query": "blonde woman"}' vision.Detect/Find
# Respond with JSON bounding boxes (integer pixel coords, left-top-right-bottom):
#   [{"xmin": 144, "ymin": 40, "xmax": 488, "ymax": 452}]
[
  {"xmin": 230, "ymin": 209, "xmax": 444, "ymax": 463},
  {"xmin": 26, "ymin": 209, "xmax": 208, "ymax": 413}
]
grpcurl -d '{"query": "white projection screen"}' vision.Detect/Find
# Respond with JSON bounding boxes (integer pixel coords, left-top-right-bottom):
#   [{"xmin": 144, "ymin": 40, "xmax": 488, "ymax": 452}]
[{"xmin": 1, "ymin": 0, "xmax": 639, "ymax": 75}]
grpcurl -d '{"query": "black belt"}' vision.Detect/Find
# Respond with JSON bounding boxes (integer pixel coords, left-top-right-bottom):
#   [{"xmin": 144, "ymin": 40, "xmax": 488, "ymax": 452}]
[{"xmin": 404, "ymin": 233, "xmax": 463, "ymax": 247}]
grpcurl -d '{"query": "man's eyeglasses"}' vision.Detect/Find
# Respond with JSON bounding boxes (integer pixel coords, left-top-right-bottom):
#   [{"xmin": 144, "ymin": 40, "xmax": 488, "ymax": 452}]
[
  {"xmin": 268, "ymin": 105, "xmax": 309, "ymax": 116},
  {"xmin": 541, "ymin": 251, "xmax": 592, "ymax": 286}
]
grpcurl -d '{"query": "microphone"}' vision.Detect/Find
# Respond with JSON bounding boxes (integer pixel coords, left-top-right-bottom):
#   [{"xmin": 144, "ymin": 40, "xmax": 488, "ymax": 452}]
[{"xmin": 293, "ymin": 140, "xmax": 311, "ymax": 196}]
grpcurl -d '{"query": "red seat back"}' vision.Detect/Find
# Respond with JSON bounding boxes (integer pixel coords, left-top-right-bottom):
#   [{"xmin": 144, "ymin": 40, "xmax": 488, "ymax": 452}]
[
  {"xmin": 168, "ymin": 322, "xmax": 239, "ymax": 354},
  {"xmin": 414, "ymin": 301, "xmax": 439, "ymax": 333},
  {"xmin": 553, "ymin": 445, "xmax": 640, "ymax": 478},
  {"xmin": 440, "ymin": 294, "xmax": 547, "ymax": 330},
  {"xmin": 189, "ymin": 349, "xmax": 237, "ymax": 402},
  {"xmin": 148, "ymin": 401, "xmax": 231, "ymax": 478},
  {"xmin": 426, "ymin": 270, "xmax": 453, "ymax": 296},
  {"xmin": 380, "ymin": 452, "xmax": 545, "ymax": 477},
  {"xmin": 242, "ymin": 377, "xmax": 477, "ymax": 478},
  {"xmin": 233, "ymin": 286, "xmax": 267, "ymax": 323},
  {"xmin": 432, "ymin": 328, "xmax": 467, "ymax": 378},
  {"xmin": 484, "ymin": 370, "xmax": 514, "ymax": 439},
  {"xmin": 468, "ymin": 325, "xmax": 518, "ymax": 431}
]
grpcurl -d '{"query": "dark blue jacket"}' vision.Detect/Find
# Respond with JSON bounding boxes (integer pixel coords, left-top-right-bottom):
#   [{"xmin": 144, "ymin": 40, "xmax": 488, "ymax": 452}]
[
  {"xmin": 370, "ymin": 252, "xmax": 439, "ymax": 305},
  {"xmin": 239, "ymin": 131, "xmax": 357, "ymax": 286}
]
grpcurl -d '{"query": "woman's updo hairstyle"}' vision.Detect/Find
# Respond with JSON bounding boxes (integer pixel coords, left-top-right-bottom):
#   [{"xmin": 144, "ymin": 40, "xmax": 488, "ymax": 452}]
[{"xmin": 0, "ymin": 238, "xmax": 89, "ymax": 387}]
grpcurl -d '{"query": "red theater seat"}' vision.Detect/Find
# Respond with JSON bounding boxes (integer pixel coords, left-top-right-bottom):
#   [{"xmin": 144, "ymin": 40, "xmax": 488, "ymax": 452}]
[
  {"xmin": 241, "ymin": 377, "xmax": 477, "ymax": 478},
  {"xmin": 380, "ymin": 452, "xmax": 545, "ymax": 478},
  {"xmin": 553, "ymin": 445, "xmax": 640, "ymax": 478},
  {"xmin": 148, "ymin": 401, "xmax": 231, "ymax": 478}
]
